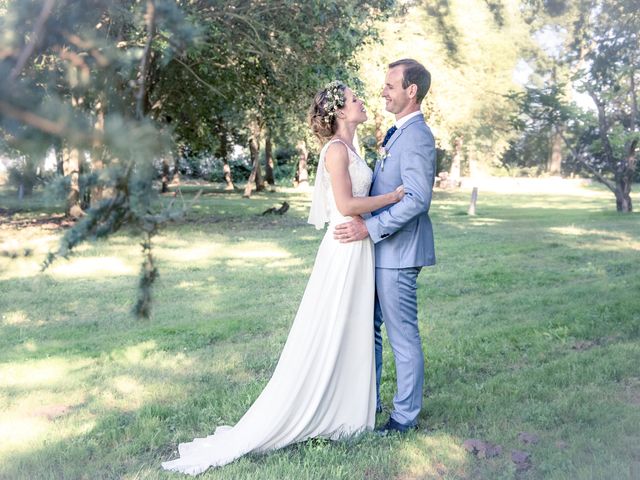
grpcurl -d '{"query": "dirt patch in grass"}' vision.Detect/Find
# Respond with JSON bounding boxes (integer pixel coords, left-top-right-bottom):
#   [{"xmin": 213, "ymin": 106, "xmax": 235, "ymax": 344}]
[
  {"xmin": 189, "ymin": 214, "xmax": 309, "ymax": 230},
  {"xmin": 0, "ymin": 212, "xmax": 75, "ymax": 231},
  {"xmin": 30, "ymin": 403, "xmax": 73, "ymax": 421},
  {"xmin": 619, "ymin": 377, "xmax": 640, "ymax": 406}
]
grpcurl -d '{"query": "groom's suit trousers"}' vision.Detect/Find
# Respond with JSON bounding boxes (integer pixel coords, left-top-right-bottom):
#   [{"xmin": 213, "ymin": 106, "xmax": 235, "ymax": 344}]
[{"xmin": 374, "ymin": 266, "xmax": 423, "ymax": 426}]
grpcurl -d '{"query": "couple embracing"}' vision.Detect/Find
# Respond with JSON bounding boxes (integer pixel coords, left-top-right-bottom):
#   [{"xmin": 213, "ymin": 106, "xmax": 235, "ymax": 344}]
[{"xmin": 162, "ymin": 58, "xmax": 436, "ymax": 475}]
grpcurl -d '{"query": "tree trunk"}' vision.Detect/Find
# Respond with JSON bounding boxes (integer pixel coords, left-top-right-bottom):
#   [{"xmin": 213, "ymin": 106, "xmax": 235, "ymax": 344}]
[
  {"xmin": 615, "ymin": 189, "xmax": 632, "ymax": 213},
  {"xmin": 255, "ymin": 153, "xmax": 264, "ymax": 192},
  {"xmin": 91, "ymin": 99, "xmax": 105, "ymax": 205},
  {"xmin": 630, "ymin": 68, "xmax": 637, "ymax": 131},
  {"xmin": 448, "ymin": 136, "xmax": 463, "ymax": 187},
  {"xmin": 615, "ymin": 139, "xmax": 638, "ymax": 213},
  {"xmin": 222, "ymin": 161, "xmax": 234, "ymax": 190},
  {"xmin": 216, "ymin": 126, "xmax": 234, "ymax": 190},
  {"xmin": 243, "ymin": 125, "xmax": 263, "ymax": 198},
  {"xmin": 18, "ymin": 157, "xmax": 37, "ymax": 198},
  {"xmin": 54, "ymin": 139, "xmax": 64, "ymax": 175},
  {"xmin": 295, "ymin": 140, "xmax": 309, "ymax": 188},
  {"xmin": 264, "ymin": 129, "xmax": 275, "ymax": 186},
  {"xmin": 80, "ymin": 158, "xmax": 90, "ymax": 210},
  {"xmin": 161, "ymin": 158, "xmax": 170, "ymax": 193},
  {"xmin": 63, "ymin": 145, "xmax": 83, "ymax": 218},
  {"xmin": 548, "ymin": 125, "xmax": 563, "ymax": 175},
  {"xmin": 172, "ymin": 155, "xmax": 181, "ymax": 186}
]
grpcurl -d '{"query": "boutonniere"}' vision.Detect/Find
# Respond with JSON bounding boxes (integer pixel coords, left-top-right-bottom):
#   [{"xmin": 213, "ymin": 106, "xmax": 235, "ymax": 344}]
[{"xmin": 378, "ymin": 147, "xmax": 390, "ymax": 171}]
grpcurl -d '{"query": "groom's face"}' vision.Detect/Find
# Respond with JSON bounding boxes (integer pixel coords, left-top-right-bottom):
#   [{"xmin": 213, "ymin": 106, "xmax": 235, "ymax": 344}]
[{"xmin": 382, "ymin": 66, "xmax": 411, "ymax": 115}]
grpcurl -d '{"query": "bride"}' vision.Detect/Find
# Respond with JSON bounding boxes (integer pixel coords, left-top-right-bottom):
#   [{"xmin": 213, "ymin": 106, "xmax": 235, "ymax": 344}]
[{"xmin": 162, "ymin": 80, "xmax": 404, "ymax": 475}]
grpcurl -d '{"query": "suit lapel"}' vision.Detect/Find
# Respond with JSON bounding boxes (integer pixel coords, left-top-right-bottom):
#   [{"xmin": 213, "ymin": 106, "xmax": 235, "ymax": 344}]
[
  {"xmin": 373, "ymin": 114, "xmax": 425, "ymax": 184},
  {"xmin": 384, "ymin": 114, "xmax": 424, "ymax": 151}
]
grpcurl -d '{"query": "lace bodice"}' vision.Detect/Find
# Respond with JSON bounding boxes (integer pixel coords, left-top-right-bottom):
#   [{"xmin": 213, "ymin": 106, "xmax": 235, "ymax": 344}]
[{"xmin": 308, "ymin": 140, "xmax": 373, "ymax": 229}]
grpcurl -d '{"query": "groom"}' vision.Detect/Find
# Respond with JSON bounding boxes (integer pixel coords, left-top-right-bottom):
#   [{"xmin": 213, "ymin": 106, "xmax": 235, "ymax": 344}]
[{"xmin": 334, "ymin": 58, "xmax": 436, "ymax": 433}]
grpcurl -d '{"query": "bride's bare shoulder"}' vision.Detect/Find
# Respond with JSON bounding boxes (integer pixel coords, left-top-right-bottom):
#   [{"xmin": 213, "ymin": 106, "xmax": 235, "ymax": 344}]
[{"xmin": 325, "ymin": 141, "xmax": 349, "ymax": 165}]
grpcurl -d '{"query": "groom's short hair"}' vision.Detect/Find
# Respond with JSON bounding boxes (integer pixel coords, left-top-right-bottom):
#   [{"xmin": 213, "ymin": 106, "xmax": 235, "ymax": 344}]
[{"xmin": 388, "ymin": 59, "xmax": 431, "ymax": 105}]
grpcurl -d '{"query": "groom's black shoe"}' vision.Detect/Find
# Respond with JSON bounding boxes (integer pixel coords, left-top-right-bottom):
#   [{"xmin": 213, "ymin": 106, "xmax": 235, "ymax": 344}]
[{"xmin": 375, "ymin": 417, "xmax": 417, "ymax": 435}]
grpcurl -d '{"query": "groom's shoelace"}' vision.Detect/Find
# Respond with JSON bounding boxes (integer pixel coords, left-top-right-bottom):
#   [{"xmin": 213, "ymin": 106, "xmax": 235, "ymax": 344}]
[{"xmin": 382, "ymin": 125, "xmax": 397, "ymax": 147}]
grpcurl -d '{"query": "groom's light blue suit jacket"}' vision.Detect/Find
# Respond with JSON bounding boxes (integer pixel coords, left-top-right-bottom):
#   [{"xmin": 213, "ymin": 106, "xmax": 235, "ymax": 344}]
[{"xmin": 365, "ymin": 114, "xmax": 436, "ymax": 269}]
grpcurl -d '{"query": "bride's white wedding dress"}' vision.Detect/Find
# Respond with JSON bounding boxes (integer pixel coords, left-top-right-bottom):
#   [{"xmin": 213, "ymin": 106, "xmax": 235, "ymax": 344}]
[{"xmin": 162, "ymin": 140, "xmax": 376, "ymax": 475}]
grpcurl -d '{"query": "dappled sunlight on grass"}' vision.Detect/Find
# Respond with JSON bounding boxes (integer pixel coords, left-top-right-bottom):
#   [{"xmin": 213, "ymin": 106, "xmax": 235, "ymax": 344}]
[
  {"xmin": 0, "ymin": 232, "xmax": 58, "ymax": 254},
  {"xmin": 168, "ymin": 244, "xmax": 219, "ymax": 262},
  {"xmin": 262, "ymin": 257, "xmax": 306, "ymax": 269},
  {"xmin": 105, "ymin": 376, "xmax": 147, "ymax": 411},
  {"xmin": 229, "ymin": 242, "xmax": 291, "ymax": 259},
  {"xmin": 0, "ymin": 411, "xmax": 96, "ymax": 462},
  {"xmin": 108, "ymin": 342, "xmax": 195, "ymax": 378},
  {"xmin": 466, "ymin": 217, "xmax": 505, "ymax": 226},
  {"xmin": 396, "ymin": 432, "xmax": 469, "ymax": 478},
  {"xmin": 298, "ymin": 234, "xmax": 323, "ymax": 242},
  {"xmin": 1, "ymin": 184, "xmax": 639, "ymax": 479},
  {"xmin": 22, "ymin": 341, "xmax": 37, "ymax": 352},
  {"xmin": 459, "ymin": 177, "xmax": 613, "ymax": 197},
  {"xmin": 176, "ymin": 280, "xmax": 204, "ymax": 289},
  {"xmin": 116, "ymin": 340, "xmax": 157, "ymax": 364},
  {"xmin": 0, "ymin": 341, "xmax": 211, "ymax": 464},
  {"xmin": 0, "ymin": 232, "xmax": 140, "ymax": 281},
  {"xmin": 0, "ymin": 357, "xmax": 92, "ymax": 388},
  {"xmin": 549, "ymin": 226, "xmax": 640, "ymax": 251},
  {"xmin": 2, "ymin": 310, "xmax": 31, "ymax": 326},
  {"xmin": 0, "ymin": 417, "xmax": 49, "ymax": 455},
  {"xmin": 154, "ymin": 237, "xmax": 297, "ymax": 267},
  {"xmin": 49, "ymin": 256, "xmax": 137, "ymax": 277}
]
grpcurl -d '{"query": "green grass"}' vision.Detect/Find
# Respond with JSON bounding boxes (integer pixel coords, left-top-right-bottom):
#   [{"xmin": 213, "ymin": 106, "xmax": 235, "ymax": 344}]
[{"xmin": 1, "ymin": 182, "xmax": 639, "ymax": 479}]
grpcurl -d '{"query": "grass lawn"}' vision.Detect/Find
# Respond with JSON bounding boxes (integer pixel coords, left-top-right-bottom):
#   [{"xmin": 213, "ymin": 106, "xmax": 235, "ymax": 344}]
[{"xmin": 1, "ymin": 181, "xmax": 639, "ymax": 479}]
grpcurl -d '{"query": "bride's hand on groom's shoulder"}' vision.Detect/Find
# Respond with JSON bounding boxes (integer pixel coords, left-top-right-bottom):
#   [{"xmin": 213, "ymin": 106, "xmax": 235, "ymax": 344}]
[{"xmin": 393, "ymin": 185, "xmax": 405, "ymax": 202}]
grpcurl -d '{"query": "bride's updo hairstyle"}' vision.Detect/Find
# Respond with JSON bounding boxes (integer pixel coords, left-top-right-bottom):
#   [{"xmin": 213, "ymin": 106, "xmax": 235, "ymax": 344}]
[{"xmin": 309, "ymin": 80, "xmax": 347, "ymax": 140}]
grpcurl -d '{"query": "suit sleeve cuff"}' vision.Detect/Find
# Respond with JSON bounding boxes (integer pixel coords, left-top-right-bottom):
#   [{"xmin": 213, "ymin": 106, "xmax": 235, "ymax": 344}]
[{"xmin": 365, "ymin": 216, "xmax": 390, "ymax": 244}]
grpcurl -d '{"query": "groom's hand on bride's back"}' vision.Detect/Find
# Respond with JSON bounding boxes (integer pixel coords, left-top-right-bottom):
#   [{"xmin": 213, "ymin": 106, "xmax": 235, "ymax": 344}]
[{"xmin": 334, "ymin": 216, "xmax": 369, "ymax": 243}]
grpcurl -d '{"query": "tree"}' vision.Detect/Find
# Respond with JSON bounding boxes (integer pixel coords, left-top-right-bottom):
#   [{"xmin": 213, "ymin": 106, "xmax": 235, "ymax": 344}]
[
  {"xmin": 513, "ymin": 0, "xmax": 639, "ymax": 212},
  {"xmin": 0, "ymin": 0, "xmax": 397, "ymax": 317},
  {"xmin": 0, "ymin": 0, "xmax": 197, "ymax": 317},
  {"xmin": 150, "ymin": 1, "xmax": 394, "ymax": 197},
  {"xmin": 356, "ymin": 0, "xmax": 534, "ymax": 176}
]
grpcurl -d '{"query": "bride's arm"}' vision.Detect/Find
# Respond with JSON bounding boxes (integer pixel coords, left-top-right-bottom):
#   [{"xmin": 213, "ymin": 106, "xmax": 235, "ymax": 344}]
[{"xmin": 325, "ymin": 142, "xmax": 403, "ymax": 217}]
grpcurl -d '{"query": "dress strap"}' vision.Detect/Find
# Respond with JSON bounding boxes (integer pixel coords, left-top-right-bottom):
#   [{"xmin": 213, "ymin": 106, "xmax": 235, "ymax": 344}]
[{"xmin": 326, "ymin": 139, "xmax": 359, "ymax": 159}]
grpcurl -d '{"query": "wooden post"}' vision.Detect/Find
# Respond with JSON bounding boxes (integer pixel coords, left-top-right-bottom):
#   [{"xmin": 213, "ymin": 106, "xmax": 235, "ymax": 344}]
[
  {"xmin": 295, "ymin": 140, "xmax": 309, "ymax": 188},
  {"xmin": 468, "ymin": 187, "xmax": 478, "ymax": 216}
]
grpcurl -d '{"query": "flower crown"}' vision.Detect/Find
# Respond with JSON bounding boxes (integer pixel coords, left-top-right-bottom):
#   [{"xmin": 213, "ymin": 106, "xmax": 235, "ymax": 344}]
[{"xmin": 322, "ymin": 80, "xmax": 346, "ymax": 124}]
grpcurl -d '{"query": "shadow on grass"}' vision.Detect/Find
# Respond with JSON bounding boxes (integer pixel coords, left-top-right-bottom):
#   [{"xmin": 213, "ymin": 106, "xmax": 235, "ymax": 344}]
[{"xmin": 2, "ymin": 187, "xmax": 640, "ymax": 479}]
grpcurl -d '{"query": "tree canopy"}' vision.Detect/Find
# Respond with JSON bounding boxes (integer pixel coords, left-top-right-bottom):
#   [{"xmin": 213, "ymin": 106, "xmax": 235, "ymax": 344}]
[
  {"xmin": 1, "ymin": 0, "xmax": 638, "ymax": 315},
  {"xmin": 0, "ymin": 0, "xmax": 395, "ymax": 316}
]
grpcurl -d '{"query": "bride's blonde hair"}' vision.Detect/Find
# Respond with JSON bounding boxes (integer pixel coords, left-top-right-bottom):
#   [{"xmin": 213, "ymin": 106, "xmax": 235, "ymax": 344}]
[{"xmin": 308, "ymin": 81, "xmax": 347, "ymax": 141}]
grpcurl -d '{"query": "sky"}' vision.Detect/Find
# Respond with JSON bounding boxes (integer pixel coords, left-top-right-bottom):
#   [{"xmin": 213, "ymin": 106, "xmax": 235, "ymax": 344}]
[{"xmin": 512, "ymin": 26, "xmax": 596, "ymax": 112}]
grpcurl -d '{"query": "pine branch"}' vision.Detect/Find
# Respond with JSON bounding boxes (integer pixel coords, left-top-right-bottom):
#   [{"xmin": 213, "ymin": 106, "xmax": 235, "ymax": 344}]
[
  {"xmin": 134, "ymin": 232, "xmax": 158, "ymax": 319},
  {"xmin": 8, "ymin": 0, "xmax": 56, "ymax": 82},
  {"xmin": 0, "ymin": 100, "xmax": 98, "ymax": 146}
]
